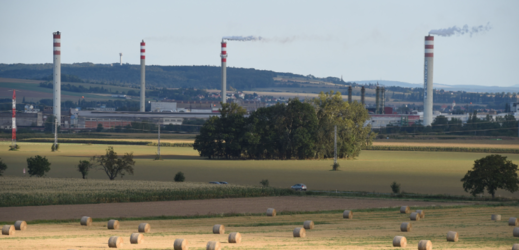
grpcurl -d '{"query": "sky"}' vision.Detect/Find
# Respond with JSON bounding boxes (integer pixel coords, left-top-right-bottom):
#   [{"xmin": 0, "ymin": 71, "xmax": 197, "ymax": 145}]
[{"xmin": 1, "ymin": 0, "xmax": 518, "ymax": 87}]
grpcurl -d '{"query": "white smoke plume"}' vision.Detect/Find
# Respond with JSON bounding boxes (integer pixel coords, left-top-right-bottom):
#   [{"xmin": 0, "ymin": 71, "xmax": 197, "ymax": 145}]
[
  {"xmin": 222, "ymin": 36, "xmax": 262, "ymax": 41},
  {"xmin": 429, "ymin": 23, "xmax": 492, "ymax": 37}
]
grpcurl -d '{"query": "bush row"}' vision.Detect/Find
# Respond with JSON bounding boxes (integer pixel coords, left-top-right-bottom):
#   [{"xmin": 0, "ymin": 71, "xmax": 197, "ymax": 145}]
[
  {"xmin": 365, "ymin": 145, "xmax": 519, "ymax": 154},
  {"xmin": 19, "ymin": 138, "xmax": 149, "ymax": 145},
  {"xmin": 147, "ymin": 142, "xmax": 194, "ymax": 147},
  {"xmin": 0, "ymin": 187, "xmax": 297, "ymax": 207}
]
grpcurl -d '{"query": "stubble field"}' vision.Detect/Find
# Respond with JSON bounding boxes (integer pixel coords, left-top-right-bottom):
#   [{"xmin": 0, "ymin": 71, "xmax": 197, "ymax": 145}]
[{"xmin": 1, "ymin": 205, "xmax": 517, "ymax": 249}]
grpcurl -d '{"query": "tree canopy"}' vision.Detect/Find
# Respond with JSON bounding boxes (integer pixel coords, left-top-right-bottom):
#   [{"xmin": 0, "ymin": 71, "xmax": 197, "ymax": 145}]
[
  {"xmin": 461, "ymin": 154, "xmax": 519, "ymax": 198},
  {"xmin": 91, "ymin": 146, "xmax": 136, "ymax": 180},
  {"xmin": 27, "ymin": 155, "xmax": 51, "ymax": 177}
]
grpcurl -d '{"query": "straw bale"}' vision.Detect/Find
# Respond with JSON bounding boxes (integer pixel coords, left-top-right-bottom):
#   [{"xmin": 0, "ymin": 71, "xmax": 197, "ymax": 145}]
[
  {"xmin": 400, "ymin": 206, "xmax": 410, "ymax": 214},
  {"xmin": 392, "ymin": 236, "xmax": 407, "ymax": 247},
  {"xmin": 130, "ymin": 233, "xmax": 143, "ymax": 244},
  {"xmin": 513, "ymin": 243, "xmax": 519, "ymax": 250},
  {"xmin": 509, "ymin": 217, "xmax": 518, "ymax": 226},
  {"xmin": 108, "ymin": 220, "xmax": 120, "ymax": 230},
  {"xmin": 80, "ymin": 216, "xmax": 92, "ymax": 226},
  {"xmin": 410, "ymin": 212, "xmax": 420, "ymax": 221},
  {"xmin": 14, "ymin": 220, "xmax": 27, "ymax": 231},
  {"xmin": 343, "ymin": 210, "xmax": 353, "ymax": 219},
  {"xmin": 303, "ymin": 220, "xmax": 314, "ymax": 229},
  {"xmin": 228, "ymin": 232, "xmax": 242, "ymax": 243},
  {"xmin": 138, "ymin": 223, "xmax": 150, "ymax": 233},
  {"xmin": 206, "ymin": 241, "xmax": 221, "ymax": 250},
  {"xmin": 418, "ymin": 240, "xmax": 432, "ymax": 250},
  {"xmin": 267, "ymin": 208, "xmax": 276, "ymax": 217},
  {"xmin": 108, "ymin": 236, "xmax": 123, "ymax": 248},
  {"xmin": 293, "ymin": 227, "xmax": 306, "ymax": 237},
  {"xmin": 173, "ymin": 239, "xmax": 188, "ymax": 250},
  {"xmin": 416, "ymin": 210, "xmax": 425, "ymax": 218},
  {"xmin": 213, "ymin": 224, "xmax": 225, "ymax": 234},
  {"xmin": 446, "ymin": 231, "xmax": 458, "ymax": 242},
  {"xmin": 400, "ymin": 222, "xmax": 412, "ymax": 232},
  {"xmin": 514, "ymin": 227, "xmax": 519, "ymax": 237},
  {"xmin": 1, "ymin": 225, "xmax": 14, "ymax": 236},
  {"xmin": 491, "ymin": 214, "xmax": 501, "ymax": 221}
]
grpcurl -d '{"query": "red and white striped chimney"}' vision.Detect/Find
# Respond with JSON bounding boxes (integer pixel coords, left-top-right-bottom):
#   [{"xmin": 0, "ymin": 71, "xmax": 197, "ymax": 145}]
[
  {"xmin": 140, "ymin": 40, "xmax": 146, "ymax": 112},
  {"xmin": 221, "ymin": 40, "xmax": 227, "ymax": 104},
  {"xmin": 12, "ymin": 90, "xmax": 16, "ymax": 146},
  {"xmin": 53, "ymin": 32, "xmax": 61, "ymax": 124},
  {"xmin": 423, "ymin": 35, "xmax": 434, "ymax": 126}
]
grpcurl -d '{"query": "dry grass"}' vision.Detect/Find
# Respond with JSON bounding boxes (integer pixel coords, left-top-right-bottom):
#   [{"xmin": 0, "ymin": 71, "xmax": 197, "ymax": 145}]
[{"xmin": 0, "ymin": 206, "xmax": 517, "ymax": 249}]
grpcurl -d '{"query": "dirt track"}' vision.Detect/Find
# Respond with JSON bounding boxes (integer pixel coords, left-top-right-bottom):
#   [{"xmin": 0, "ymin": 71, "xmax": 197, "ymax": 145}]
[{"xmin": 0, "ymin": 196, "xmax": 463, "ymax": 222}]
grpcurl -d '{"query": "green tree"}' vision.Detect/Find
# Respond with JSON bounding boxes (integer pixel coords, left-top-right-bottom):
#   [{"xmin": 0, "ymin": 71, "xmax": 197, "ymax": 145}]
[
  {"xmin": 313, "ymin": 91, "xmax": 375, "ymax": 159},
  {"xmin": 174, "ymin": 171, "xmax": 185, "ymax": 182},
  {"xmin": 0, "ymin": 157, "xmax": 7, "ymax": 176},
  {"xmin": 27, "ymin": 155, "xmax": 51, "ymax": 177},
  {"xmin": 77, "ymin": 160, "xmax": 93, "ymax": 179},
  {"xmin": 96, "ymin": 123, "xmax": 104, "ymax": 132},
  {"xmin": 91, "ymin": 146, "xmax": 135, "ymax": 180},
  {"xmin": 461, "ymin": 155, "xmax": 519, "ymax": 198}
]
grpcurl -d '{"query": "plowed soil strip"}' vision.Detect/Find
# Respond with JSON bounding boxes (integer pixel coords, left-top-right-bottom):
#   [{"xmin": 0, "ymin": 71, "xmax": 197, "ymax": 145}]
[{"xmin": 0, "ymin": 196, "xmax": 464, "ymax": 222}]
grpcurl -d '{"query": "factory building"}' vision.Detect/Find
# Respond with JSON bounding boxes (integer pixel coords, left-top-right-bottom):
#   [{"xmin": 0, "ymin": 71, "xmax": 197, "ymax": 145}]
[{"xmin": 0, "ymin": 112, "xmax": 43, "ymax": 129}]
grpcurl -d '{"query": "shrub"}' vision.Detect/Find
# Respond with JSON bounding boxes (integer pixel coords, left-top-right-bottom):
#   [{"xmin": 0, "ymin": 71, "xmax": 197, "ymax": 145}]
[
  {"xmin": 0, "ymin": 158, "xmax": 7, "ymax": 176},
  {"xmin": 77, "ymin": 160, "xmax": 93, "ymax": 179},
  {"xmin": 27, "ymin": 155, "xmax": 51, "ymax": 177},
  {"xmin": 260, "ymin": 179, "xmax": 269, "ymax": 187},
  {"xmin": 332, "ymin": 162, "xmax": 340, "ymax": 171},
  {"xmin": 174, "ymin": 171, "xmax": 185, "ymax": 182},
  {"xmin": 8, "ymin": 144, "xmax": 20, "ymax": 151},
  {"xmin": 51, "ymin": 143, "xmax": 59, "ymax": 152},
  {"xmin": 390, "ymin": 181, "xmax": 401, "ymax": 194}
]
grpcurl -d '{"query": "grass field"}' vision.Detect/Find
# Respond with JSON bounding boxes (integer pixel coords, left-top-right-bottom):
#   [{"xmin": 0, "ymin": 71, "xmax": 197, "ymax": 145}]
[
  {"xmin": 0, "ymin": 205, "xmax": 517, "ymax": 249},
  {"xmin": 2, "ymin": 142, "xmax": 519, "ymax": 198}
]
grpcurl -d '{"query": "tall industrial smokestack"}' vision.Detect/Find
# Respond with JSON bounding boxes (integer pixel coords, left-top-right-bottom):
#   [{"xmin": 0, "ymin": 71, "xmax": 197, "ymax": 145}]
[
  {"xmin": 53, "ymin": 32, "xmax": 61, "ymax": 124},
  {"xmin": 423, "ymin": 35, "xmax": 434, "ymax": 126},
  {"xmin": 375, "ymin": 86, "xmax": 380, "ymax": 114},
  {"xmin": 12, "ymin": 90, "xmax": 16, "ymax": 147},
  {"xmin": 140, "ymin": 40, "xmax": 146, "ymax": 112},
  {"xmin": 361, "ymin": 86, "xmax": 365, "ymax": 105},
  {"xmin": 348, "ymin": 86, "xmax": 352, "ymax": 103},
  {"xmin": 119, "ymin": 53, "xmax": 122, "ymax": 66},
  {"xmin": 221, "ymin": 40, "xmax": 227, "ymax": 104}
]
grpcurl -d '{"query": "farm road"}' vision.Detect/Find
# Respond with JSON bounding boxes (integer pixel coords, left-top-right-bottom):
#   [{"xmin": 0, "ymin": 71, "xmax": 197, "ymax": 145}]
[{"xmin": 0, "ymin": 196, "xmax": 464, "ymax": 222}]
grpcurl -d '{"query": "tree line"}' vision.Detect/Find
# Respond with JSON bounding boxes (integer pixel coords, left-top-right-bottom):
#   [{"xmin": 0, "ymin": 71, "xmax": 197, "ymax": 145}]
[{"xmin": 193, "ymin": 91, "xmax": 376, "ymax": 160}]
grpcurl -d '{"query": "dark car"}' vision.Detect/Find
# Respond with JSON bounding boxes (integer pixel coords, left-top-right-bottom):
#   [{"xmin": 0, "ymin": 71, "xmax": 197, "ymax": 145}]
[
  {"xmin": 291, "ymin": 183, "xmax": 307, "ymax": 191},
  {"xmin": 218, "ymin": 181, "xmax": 228, "ymax": 184}
]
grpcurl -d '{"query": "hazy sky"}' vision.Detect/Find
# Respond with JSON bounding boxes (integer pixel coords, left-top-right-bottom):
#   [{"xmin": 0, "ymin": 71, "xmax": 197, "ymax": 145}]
[{"xmin": 1, "ymin": 0, "xmax": 518, "ymax": 87}]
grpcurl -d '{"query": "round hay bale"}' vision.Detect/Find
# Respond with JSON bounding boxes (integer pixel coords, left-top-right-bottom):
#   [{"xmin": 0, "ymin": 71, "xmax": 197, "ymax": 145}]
[
  {"xmin": 267, "ymin": 208, "xmax": 276, "ymax": 217},
  {"xmin": 130, "ymin": 233, "xmax": 143, "ymax": 244},
  {"xmin": 400, "ymin": 206, "xmax": 410, "ymax": 214},
  {"xmin": 206, "ymin": 241, "xmax": 221, "ymax": 250},
  {"xmin": 392, "ymin": 236, "xmax": 407, "ymax": 247},
  {"xmin": 108, "ymin": 236, "xmax": 123, "ymax": 248},
  {"xmin": 14, "ymin": 220, "xmax": 27, "ymax": 231},
  {"xmin": 416, "ymin": 210, "xmax": 425, "ymax": 218},
  {"xmin": 138, "ymin": 223, "xmax": 150, "ymax": 233},
  {"xmin": 212, "ymin": 224, "xmax": 225, "ymax": 234},
  {"xmin": 514, "ymin": 227, "xmax": 519, "ymax": 237},
  {"xmin": 108, "ymin": 220, "xmax": 120, "ymax": 230},
  {"xmin": 446, "ymin": 231, "xmax": 459, "ymax": 242},
  {"xmin": 343, "ymin": 210, "xmax": 353, "ymax": 219},
  {"xmin": 80, "ymin": 216, "xmax": 92, "ymax": 226},
  {"xmin": 1, "ymin": 225, "xmax": 14, "ymax": 236},
  {"xmin": 173, "ymin": 238, "xmax": 188, "ymax": 250},
  {"xmin": 400, "ymin": 222, "xmax": 412, "ymax": 232},
  {"xmin": 418, "ymin": 240, "xmax": 432, "ymax": 250},
  {"xmin": 410, "ymin": 212, "xmax": 420, "ymax": 221},
  {"xmin": 228, "ymin": 232, "xmax": 242, "ymax": 243},
  {"xmin": 509, "ymin": 217, "xmax": 519, "ymax": 226},
  {"xmin": 491, "ymin": 214, "xmax": 501, "ymax": 221},
  {"xmin": 304, "ymin": 220, "xmax": 314, "ymax": 229},
  {"xmin": 293, "ymin": 227, "xmax": 306, "ymax": 238},
  {"xmin": 513, "ymin": 243, "xmax": 519, "ymax": 250}
]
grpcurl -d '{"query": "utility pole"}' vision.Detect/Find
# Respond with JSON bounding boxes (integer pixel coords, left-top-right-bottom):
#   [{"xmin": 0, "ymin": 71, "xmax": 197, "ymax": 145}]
[
  {"xmin": 157, "ymin": 120, "xmax": 161, "ymax": 159},
  {"xmin": 334, "ymin": 125, "xmax": 337, "ymax": 165}
]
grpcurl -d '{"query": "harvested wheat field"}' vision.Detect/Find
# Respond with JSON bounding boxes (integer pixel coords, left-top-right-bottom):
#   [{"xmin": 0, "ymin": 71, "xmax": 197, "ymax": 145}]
[{"xmin": 0, "ymin": 205, "xmax": 517, "ymax": 249}]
